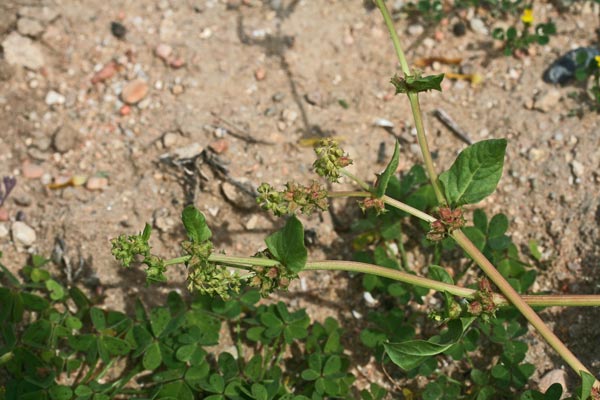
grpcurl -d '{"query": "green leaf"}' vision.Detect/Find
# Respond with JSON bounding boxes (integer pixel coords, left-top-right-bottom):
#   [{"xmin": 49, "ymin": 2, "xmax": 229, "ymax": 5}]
[
  {"xmin": 150, "ymin": 307, "xmax": 171, "ymax": 338},
  {"xmin": 251, "ymin": 383, "xmax": 268, "ymax": 400},
  {"xmin": 22, "ymin": 319, "xmax": 51, "ymax": 348},
  {"xmin": 74, "ymin": 385, "xmax": 93, "ymax": 396},
  {"xmin": 90, "ymin": 308, "xmax": 106, "ymax": 330},
  {"xmin": 45, "ymin": 279, "xmax": 65, "ymax": 301},
  {"xmin": 102, "ymin": 336, "xmax": 131, "ymax": 356},
  {"xmin": 264, "ymin": 215, "xmax": 307, "ymax": 273},
  {"xmin": 438, "ymin": 139, "xmax": 507, "ymax": 206},
  {"xmin": 21, "ymin": 293, "xmax": 50, "ymax": 312},
  {"xmin": 374, "ymin": 141, "xmax": 400, "ymax": 198},
  {"xmin": 488, "ymin": 213, "xmax": 508, "ymax": 237},
  {"xmin": 391, "ymin": 73, "xmax": 445, "ymax": 94},
  {"xmin": 143, "ymin": 341, "xmax": 162, "ymax": 370},
  {"xmin": 182, "ymin": 206, "xmax": 212, "ymax": 243},
  {"xmin": 301, "ymin": 369, "xmax": 320, "ymax": 381},
  {"xmin": 49, "ymin": 385, "xmax": 73, "ymax": 400},
  {"xmin": 427, "ymin": 265, "xmax": 453, "ymax": 285},
  {"xmin": 155, "ymin": 381, "xmax": 194, "ymax": 400},
  {"xmin": 323, "ymin": 355, "xmax": 341, "ymax": 377},
  {"xmin": 384, "ymin": 318, "xmax": 474, "ymax": 371},
  {"xmin": 462, "ymin": 226, "xmax": 486, "ymax": 252},
  {"xmin": 580, "ymin": 370, "xmax": 595, "ymax": 400},
  {"xmin": 528, "ymin": 239, "xmax": 542, "ymax": 261}
]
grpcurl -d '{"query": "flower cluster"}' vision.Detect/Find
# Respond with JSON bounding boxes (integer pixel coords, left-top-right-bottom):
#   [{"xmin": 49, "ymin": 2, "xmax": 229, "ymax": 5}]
[
  {"xmin": 257, "ymin": 181, "xmax": 328, "ymax": 216},
  {"xmin": 358, "ymin": 197, "xmax": 386, "ymax": 215},
  {"xmin": 426, "ymin": 206, "xmax": 465, "ymax": 241},
  {"xmin": 249, "ymin": 262, "xmax": 297, "ymax": 297},
  {"xmin": 111, "ymin": 226, "xmax": 151, "ymax": 267},
  {"xmin": 468, "ymin": 278, "xmax": 498, "ymax": 321},
  {"xmin": 312, "ymin": 139, "xmax": 353, "ymax": 182},
  {"xmin": 183, "ymin": 240, "xmax": 242, "ymax": 300}
]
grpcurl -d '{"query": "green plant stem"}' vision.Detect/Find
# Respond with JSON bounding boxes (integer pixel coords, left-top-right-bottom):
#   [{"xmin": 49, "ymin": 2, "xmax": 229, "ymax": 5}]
[
  {"xmin": 165, "ymin": 254, "xmax": 600, "ymax": 309},
  {"xmin": 452, "ymin": 229, "xmax": 594, "ymax": 379},
  {"xmin": 340, "ymin": 169, "xmax": 370, "ymax": 191},
  {"xmin": 373, "ymin": 0, "xmax": 445, "ymax": 204},
  {"xmin": 407, "ymin": 93, "xmax": 446, "ymax": 204},
  {"xmin": 327, "ymin": 190, "xmax": 435, "ymax": 223},
  {"xmin": 374, "ymin": 0, "xmax": 596, "ymax": 382},
  {"xmin": 373, "ymin": 0, "xmax": 410, "ymax": 75}
]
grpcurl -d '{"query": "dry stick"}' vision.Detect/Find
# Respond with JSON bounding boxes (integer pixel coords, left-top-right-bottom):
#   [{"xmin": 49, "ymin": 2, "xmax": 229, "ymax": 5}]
[
  {"xmin": 433, "ymin": 108, "xmax": 473, "ymax": 145},
  {"xmin": 373, "ymin": 0, "xmax": 596, "ymax": 383}
]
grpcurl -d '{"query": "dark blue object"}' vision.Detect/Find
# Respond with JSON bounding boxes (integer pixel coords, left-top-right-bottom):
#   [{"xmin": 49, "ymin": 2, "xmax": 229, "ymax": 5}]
[{"xmin": 543, "ymin": 47, "xmax": 600, "ymax": 85}]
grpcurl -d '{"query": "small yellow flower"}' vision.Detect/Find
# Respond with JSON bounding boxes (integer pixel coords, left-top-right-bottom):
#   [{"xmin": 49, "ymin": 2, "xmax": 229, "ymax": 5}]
[
  {"xmin": 595, "ymin": 55, "xmax": 600, "ymax": 68},
  {"xmin": 521, "ymin": 8, "xmax": 534, "ymax": 24}
]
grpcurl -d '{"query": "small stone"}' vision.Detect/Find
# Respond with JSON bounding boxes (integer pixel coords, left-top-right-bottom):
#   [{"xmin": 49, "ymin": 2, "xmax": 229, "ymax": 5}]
[
  {"xmin": 22, "ymin": 162, "xmax": 44, "ymax": 179},
  {"xmin": 254, "ymin": 67, "xmax": 266, "ymax": 81},
  {"xmin": 119, "ymin": 105, "xmax": 131, "ymax": 116},
  {"xmin": 121, "ymin": 79, "xmax": 149, "ymax": 104},
  {"xmin": 538, "ymin": 369, "xmax": 567, "ymax": 394},
  {"xmin": 110, "ymin": 21, "xmax": 127, "ymax": 39},
  {"xmin": 0, "ymin": 223, "xmax": 8, "ymax": 238},
  {"xmin": 453, "ymin": 21, "xmax": 466, "ymax": 36},
  {"xmin": 18, "ymin": 6, "xmax": 60, "ymax": 23},
  {"xmin": 53, "ymin": 124, "xmax": 79, "ymax": 153},
  {"xmin": 155, "ymin": 43, "xmax": 173, "ymax": 61},
  {"xmin": 0, "ymin": 208, "xmax": 9, "ymax": 222},
  {"xmin": 163, "ymin": 132, "xmax": 180, "ymax": 148},
  {"xmin": 535, "ymin": 89, "xmax": 561, "ymax": 113},
  {"xmin": 245, "ymin": 215, "xmax": 259, "ymax": 230},
  {"xmin": 17, "ymin": 17, "xmax": 45, "ymax": 37},
  {"xmin": 173, "ymin": 143, "xmax": 203, "ymax": 159},
  {"xmin": 168, "ymin": 57, "xmax": 186, "ymax": 69},
  {"xmin": 171, "ymin": 84, "xmax": 184, "ymax": 95},
  {"xmin": 91, "ymin": 61, "xmax": 117, "ymax": 84},
  {"xmin": 281, "ymin": 109, "xmax": 298, "ymax": 125},
  {"xmin": 221, "ymin": 182, "xmax": 256, "ymax": 210},
  {"xmin": 86, "ymin": 176, "xmax": 109, "ymax": 190},
  {"xmin": 469, "ymin": 18, "xmax": 488, "ymax": 35},
  {"xmin": 305, "ymin": 91, "xmax": 322, "ymax": 106},
  {"xmin": 570, "ymin": 160, "xmax": 584, "ymax": 178},
  {"xmin": 45, "ymin": 90, "xmax": 66, "ymax": 106},
  {"xmin": 11, "ymin": 221, "xmax": 36, "ymax": 247},
  {"xmin": 153, "ymin": 208, "xmax": 176, "ymax": 233},
  {"xmin": 423, "ymin": 38, "xmax": 435, "ymax": 49},
  {"xmin": 2, "ymin": 32, "xmax": 45, "ymax": 70},
  {"xmin": 272, "ymin": 92, "xmax": 284, "ymax": 102},
  {"xmin": 209, "ymin": 138, "xmax": 229, "ymax": 154},
  {"xmin": 407, "ymin": 24, "xmax": 424, "ymax": 36},
  {"xmin": 0, "ymin": 60, "xmax": 15, "ymax": 81}
]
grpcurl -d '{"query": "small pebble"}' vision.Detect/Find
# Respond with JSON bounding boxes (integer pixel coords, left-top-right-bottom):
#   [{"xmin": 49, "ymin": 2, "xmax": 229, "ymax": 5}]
[
  {"xmin": 110, "ymin": 21, "xmax": 127, "ymax": 39},
  {"xmin": 53, "ymin": 124, "xmax": 79, "ymax": 153},
  {"xmin": 209, "ymin": 138, "xmax": 229, "ymax": 154},
  {"xmin": 163, "ymin": 132, "xmax": 180, "ymax": 148},
  {"xmin": 86, "ymin": 176, "xmax": 109, "ymax": 190},
  {"xmin": 305, "ymin": 91, "xmax": 322, "ymax": 106},
  {"xmin": 17, "ymin": 17, "xmax": 44, "ymax": 37},
  {"xmin": 0, "ymin": 208, "xmax": 8, "ymax": 222},
  {"xmin": 171, "ymin": 84, "xmax": 184, "ymax": 95},
  {"xmin": 0, "ymin": 223, "xmax": 8, "ymax": 238},
  {"xmin": 121, "ymin": 79, "xmax": 149, "ymax": 104},
  {"xmin": 22, "ymin": 162, "xmax": 44, "ymax": 179},
  {"xmin": 91, "ymin": 61, "xmax": 117, "ymax": 84},
  {"xmin": 538, "ymin": 369, "xmax": 567, "ymax": 394},
  {"xmin": 254, "ymin": 67, "xmax": 266, "ymax": 81},
  {"xmin": 453, "ymin": 21, "xmax": 466, "ymax": 36},
  {"xmin": 45, "ymin": 90, "xmax": 66, "ymax": 106},
  {"xmin": 221, "ymin": 182, "xmax": 256, "ymax": 210},
  {"xmin": 469, "ymin": 18, "xmax": 488, "ymax": 35},
  {"xmin": 407, "ymin": 24, "xmax": 424, "ymax": 36},
  {"xmin": 11, "ymin": 221, "xmax": 36, "ymax": 247},
  {"xmin": 281, "ymin": 109, "xmax": 298, "ymax": 124},
  {"xmin": 169, "ymin": 57, "xmax": 185, "ymax": 69},
  {"xmin": 119, "ymin": 105, "xmax": 131, "ymax": 116},
  {"xmin": 570, "ymin": 160, "xmax": 584, "ymax": 178},
  {"xmin": 155, "ymin": 43, "xmax": 172, "ymax": 61}
]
